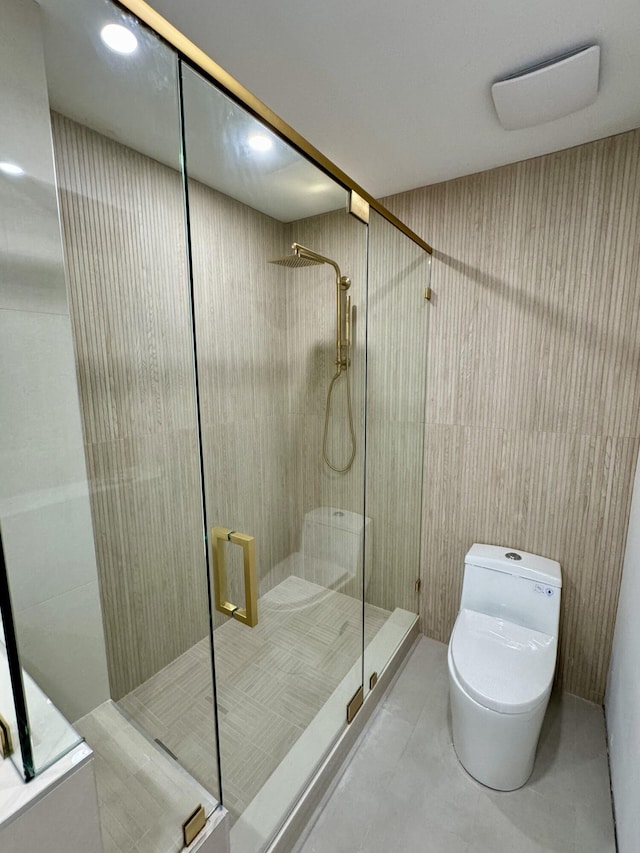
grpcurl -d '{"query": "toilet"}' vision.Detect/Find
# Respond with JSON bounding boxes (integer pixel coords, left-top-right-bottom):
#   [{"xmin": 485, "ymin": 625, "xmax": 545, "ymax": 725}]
[{"xmin": 448, "ymin": 543, "xmax": 562, "ymax": 791}]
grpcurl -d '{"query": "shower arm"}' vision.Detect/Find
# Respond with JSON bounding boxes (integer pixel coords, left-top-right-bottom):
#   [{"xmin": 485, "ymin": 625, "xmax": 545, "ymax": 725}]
[{"xmin": 291, "ymin": 243, "xmax": 351, "ymax": 370}]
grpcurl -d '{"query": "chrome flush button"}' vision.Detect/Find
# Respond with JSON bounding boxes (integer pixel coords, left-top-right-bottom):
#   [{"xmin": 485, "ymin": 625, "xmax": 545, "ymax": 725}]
[{"xmin": 505, "ymin": 552, "xmax": 522, "ymax": 560}]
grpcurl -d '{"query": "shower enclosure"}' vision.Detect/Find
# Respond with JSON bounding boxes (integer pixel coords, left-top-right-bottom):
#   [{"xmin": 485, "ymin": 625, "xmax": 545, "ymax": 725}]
[{"xmin": 0, "ymin": 0, "xmax": 432, "ymax": 851}]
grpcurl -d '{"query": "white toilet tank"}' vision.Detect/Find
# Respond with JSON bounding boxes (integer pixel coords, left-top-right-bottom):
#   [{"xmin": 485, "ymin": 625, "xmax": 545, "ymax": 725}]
[
  {"xmin": 461, "ymin": 544, "xmax": 562, "ymax": 635},
  {"xmin": 302, "ymin": 507, "xmax": 372, "ymax": 588}
]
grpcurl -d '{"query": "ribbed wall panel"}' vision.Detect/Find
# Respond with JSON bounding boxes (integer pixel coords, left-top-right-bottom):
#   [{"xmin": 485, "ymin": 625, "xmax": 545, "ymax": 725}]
[
  {"xmin": 385, "ymin": 129, "xmax": 640, "ymax": 702},
  {"xmin": 53, "ymin": 113, "xmax": 208, "ymax": 698},
  {"xmin": 286, "ymin": 210, "xmax": 368, "ymax": 601},
  {"xmin": 187, "ymin": 177, "xmax": 292, "ymax": 615},
  {"xmin": 53, "ymin": 113, "xmax": 294, "ymax": 694}
]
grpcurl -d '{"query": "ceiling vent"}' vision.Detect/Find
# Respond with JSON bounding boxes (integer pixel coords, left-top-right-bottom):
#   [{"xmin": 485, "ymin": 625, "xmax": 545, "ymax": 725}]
[{"xmin": 491, "ymin": 45, "xmax": 600, "ymax": 131}]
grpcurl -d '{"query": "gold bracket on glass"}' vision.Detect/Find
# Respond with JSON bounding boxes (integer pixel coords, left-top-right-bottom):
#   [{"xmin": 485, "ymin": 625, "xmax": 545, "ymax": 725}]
[
  {"xmin": 346, "ymin": 685, "xmax": 364, "ymax": 724},
  {"xmin": 348, "ymin": 190, "xmax": 370, "ymax": 224},
  {"xmin": 182, "ymin": 804, "xmax": 206, "ymax": 847},
  {"xmin": 211, "ymin": 526, "xmax": 258, "ymax": 627},
  {"xmin": 0, "ymin": 714, "xmax": 13, "ymax": 758}
]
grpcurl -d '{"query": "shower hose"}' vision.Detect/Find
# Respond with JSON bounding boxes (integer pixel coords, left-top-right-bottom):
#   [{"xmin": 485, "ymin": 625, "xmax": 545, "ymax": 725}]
[{"xmin": 322, "ymin": 360, "xmax": 356, "ymax": 473}]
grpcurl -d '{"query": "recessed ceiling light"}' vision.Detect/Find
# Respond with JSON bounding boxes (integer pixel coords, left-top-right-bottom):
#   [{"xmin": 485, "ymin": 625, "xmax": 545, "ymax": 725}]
[
  {"xmin": 308, "ymin": 182, "xmax": 331, "ymax": 194},
  {"xmin": 248, "ymin": 133, "xmax": 273, "ymax": 152},
  {"xmin": 100, "ymin": 23, "xmax": 138, "ymax": 55},
  {"xmin": 0, "ymin": 161, "xmax": 24, "ymax": 176}
]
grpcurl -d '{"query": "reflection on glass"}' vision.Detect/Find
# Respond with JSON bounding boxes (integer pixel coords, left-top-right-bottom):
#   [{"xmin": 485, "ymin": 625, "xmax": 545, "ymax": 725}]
[{"xmin": 2, "ymin": 0, "xmax": 219, "ymax": 849}]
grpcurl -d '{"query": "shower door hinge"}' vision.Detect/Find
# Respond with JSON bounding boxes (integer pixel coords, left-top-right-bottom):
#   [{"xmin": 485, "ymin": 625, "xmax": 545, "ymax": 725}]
[
  {"xmin": 424, "ymin": 287, "xmax": 432, "ymax": 301},
  {"xmin": 182, "ymin": 804, "xmax": 206, "ymax": 847},
  {"xmin": 348, "ymin": 191, "xmax": 370, "ymax": 224},
  {"xmin": 415, "ymin": 578, "xmax": 422, "ymax": 593},
  {"xmin": 0, "ymin": 714, "xmax": 13, "ymax": 758},
  {"xmin": 346, "ymin": 685, "xmax": 364, "ymax": 723}
]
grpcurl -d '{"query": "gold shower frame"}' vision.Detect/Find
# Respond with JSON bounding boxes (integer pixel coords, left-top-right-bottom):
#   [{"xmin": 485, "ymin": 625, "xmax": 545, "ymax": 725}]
[{"xmin": 116, "ymin": 0, "xmax": 433, "ymax": 256}]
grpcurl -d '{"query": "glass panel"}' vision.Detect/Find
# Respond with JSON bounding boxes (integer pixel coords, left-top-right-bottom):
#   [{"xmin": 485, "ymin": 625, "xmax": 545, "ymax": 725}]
[
  {"xmin": 45, "ymin": 0, "xmax": 221, "ymax": 831},
  {"xmin": 0, "ymin": 0, "xmax": 88, "ymax": 780},
  {"xmin": 181, "ymin": 63, "xmax": 367, "ymax": 851},
  {"xmin": 363, "ymin": 209, "xmax": 430, "ymax": 689},
  {"xmin": 2, "ymin": 0, "xmax": 222, "ymax": 847}
]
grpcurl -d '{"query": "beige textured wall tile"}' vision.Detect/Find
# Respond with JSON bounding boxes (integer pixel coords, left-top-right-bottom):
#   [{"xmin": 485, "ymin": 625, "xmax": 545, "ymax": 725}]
[
  {"xmin": 53, "ymin": 114, "xmax": 208, "ymax": 698},
  {"xmin": 288, "ymin": 212, "xmax": 368, "ymax": 535},
  {"xmin": 386, "ymin": 128, "xmax": 640, "ymax": 702}
]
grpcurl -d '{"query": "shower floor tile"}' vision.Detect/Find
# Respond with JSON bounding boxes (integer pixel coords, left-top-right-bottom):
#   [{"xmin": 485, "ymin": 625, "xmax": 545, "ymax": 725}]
[
  {"xmin": 295, "ymin": 636, "xmax": 616, "ymax": 853},
  {"xmin": 74, "ymin": 700, "xmax": 218, "ymax": 853},
  {"xmin": 85, "ymin": 576, "xmax": 391, "ymax": 851}
]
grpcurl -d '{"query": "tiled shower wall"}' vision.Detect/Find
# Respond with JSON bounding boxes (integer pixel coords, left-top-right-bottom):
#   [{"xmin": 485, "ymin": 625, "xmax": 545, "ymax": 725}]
[
  {"xmin": 385, "ymin": 128, "xmax": 640, "ymax": 702},
  {"xmin": 52, "ymin": 110, "xmax": 427, "ymax": 700},
  {"xmin": 53, "ymin": 113, "xmax": 384, "ymax": 699},
  {"xmin": 53, "ymin": 113, "xmax": 294, "ymax": 698},
  {"xmin": 53, "ymin": 114, "xmax": 208, "ymax": 699},
  {"xmin": 287, "ymin": 210, "xmax": 430, "ymax": 616},
  {"xmin": 284, "ymin": 210, "xmax": 368, "ymax": 597}
]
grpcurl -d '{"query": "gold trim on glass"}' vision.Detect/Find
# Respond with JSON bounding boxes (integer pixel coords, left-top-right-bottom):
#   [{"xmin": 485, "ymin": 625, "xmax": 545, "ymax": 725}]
[
  {"xmin": 182, "ymin": 804, "xmax": 206, "ymax": 847},
  {"xmin": 211, "ymin": 526, "xmax": 258, "ymax": 627},
  {"xmin": 348, "ymin": 191, "xmax": 370, "ymax": 225},
  {"xmin": 116, "ymin": 0, "xmax": 433, "ymax": 255},
  {"xmin": 346, "ymin": 685, "xmax": 364, "ymax": 723}
]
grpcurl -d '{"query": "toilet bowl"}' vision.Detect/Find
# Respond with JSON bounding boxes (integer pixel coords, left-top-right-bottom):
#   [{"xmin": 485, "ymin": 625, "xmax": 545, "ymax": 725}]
[{"xmin": 448, "ymin": 544, "xmax": 562, "ymax": 791}]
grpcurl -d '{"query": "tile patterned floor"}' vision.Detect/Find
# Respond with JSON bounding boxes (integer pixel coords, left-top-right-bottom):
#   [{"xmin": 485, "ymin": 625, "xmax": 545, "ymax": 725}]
[
  {"xmin": 82, "ymin": 577, "xmax": 390, "ymax": 852},
  {"xmin": 296, "ymin": 636, "xmax": 616, "ymax": 853},
  {"xmin": 75, "ymin": 701, "xmax": 218, "ymax": 853}
]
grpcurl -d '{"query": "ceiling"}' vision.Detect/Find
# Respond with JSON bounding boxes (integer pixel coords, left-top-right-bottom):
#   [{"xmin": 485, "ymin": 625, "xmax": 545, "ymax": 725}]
[
  {"xmin": 39, "ymin": 0, "xmax": 345, "ymax": 222},
  {"xmin": 38, "ymin": 0, "xmax": 640, "ymax": 218},
  {"xmin": 147, "ymin": 0, "xmax": 640, "ymax": 198}
]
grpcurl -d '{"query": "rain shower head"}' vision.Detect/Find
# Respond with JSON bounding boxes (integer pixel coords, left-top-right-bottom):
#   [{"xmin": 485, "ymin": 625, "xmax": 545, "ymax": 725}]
[
  {"xmin": 268, "ymin": 253, "xmax": 321, "ymax": 268},
  {"xmin": 269, "ymin": 242, "xmax": 336, "ymax": 271}
]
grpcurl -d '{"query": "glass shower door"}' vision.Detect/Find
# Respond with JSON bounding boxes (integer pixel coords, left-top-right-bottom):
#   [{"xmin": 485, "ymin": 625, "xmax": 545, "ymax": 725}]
[{"xmin": 180, "ymin": 63, "xmax": 368, "ymax": 851}]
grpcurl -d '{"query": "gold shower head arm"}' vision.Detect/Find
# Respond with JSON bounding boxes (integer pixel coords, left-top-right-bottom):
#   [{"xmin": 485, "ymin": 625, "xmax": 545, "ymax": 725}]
[{"xmin": 291, "ymin": 243, "xmax": 347, "ymax": 288}]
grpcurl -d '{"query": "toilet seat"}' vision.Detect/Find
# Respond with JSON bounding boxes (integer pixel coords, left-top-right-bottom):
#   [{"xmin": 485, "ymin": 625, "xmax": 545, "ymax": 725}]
[{"xmin": 450, "ymin": 608, "xmax": 556, "ymax": 715}]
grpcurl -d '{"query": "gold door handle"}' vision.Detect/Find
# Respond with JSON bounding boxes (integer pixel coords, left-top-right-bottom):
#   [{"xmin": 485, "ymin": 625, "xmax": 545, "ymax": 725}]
[{"xmin": 211, "ymin": 526, "xmax": 258, "ymax": 627}]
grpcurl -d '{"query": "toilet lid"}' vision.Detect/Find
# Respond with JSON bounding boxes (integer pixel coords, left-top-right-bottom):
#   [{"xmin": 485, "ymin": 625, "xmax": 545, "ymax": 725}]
[{"xmin": 450, "ymin": 609, "xmax": 557, "ymax": 715}]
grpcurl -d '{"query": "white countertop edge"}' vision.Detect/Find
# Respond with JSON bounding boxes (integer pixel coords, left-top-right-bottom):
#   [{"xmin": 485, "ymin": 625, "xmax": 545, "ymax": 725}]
[{"xmin": 0, "ymin": 741, "xmax": 93, "ymax": 829}]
